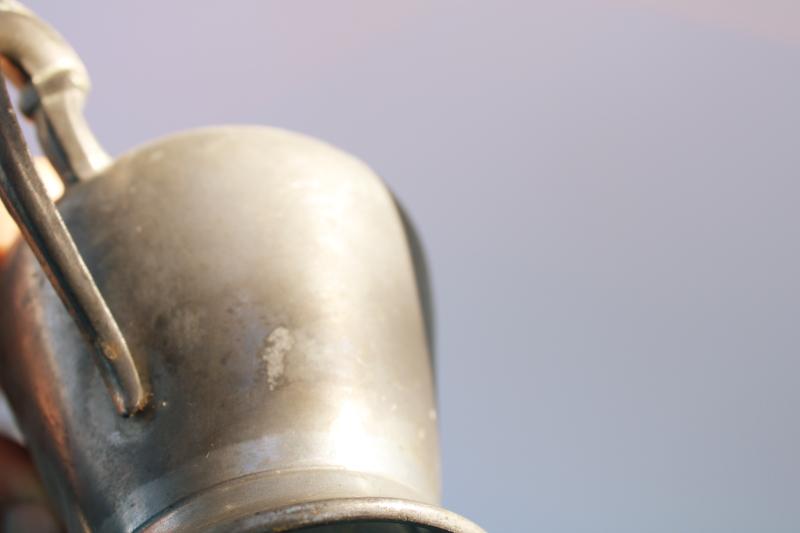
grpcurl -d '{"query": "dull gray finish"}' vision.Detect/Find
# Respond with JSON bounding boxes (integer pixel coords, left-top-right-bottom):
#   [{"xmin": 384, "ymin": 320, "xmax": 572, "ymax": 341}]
[
  {"xmin": 0, "ymin": 0, "xmax": 143, "ymax": 413},
  {"xmin": 0, "ymin": 0, "xmax": 109, "ymax": 181},
  {"xmin": 0, "ymin": 126, "xmax": 482, "ymax": 532},
  {"xmin": 2, "ymin": 1, "xmax": 799, "ymax": 531},
  {"xmin": 0, "ymin": 2, "xmax": 484, "ymax": 532}
]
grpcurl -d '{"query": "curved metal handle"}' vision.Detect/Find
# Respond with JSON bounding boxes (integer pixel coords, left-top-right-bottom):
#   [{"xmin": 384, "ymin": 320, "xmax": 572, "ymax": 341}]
[
  {"xmin": 0, "ymin": 1, "xmax": 147, "ymax": 415},
  {"xmin": 0, "ymin": 0, "xmax": 110, "ymax": 182}
]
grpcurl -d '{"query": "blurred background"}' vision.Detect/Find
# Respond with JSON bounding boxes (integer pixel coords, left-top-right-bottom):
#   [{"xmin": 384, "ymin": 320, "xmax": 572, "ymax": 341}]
[{"xmin": 2, "ymin": 1, "xmax": 799, "ymax": 531}]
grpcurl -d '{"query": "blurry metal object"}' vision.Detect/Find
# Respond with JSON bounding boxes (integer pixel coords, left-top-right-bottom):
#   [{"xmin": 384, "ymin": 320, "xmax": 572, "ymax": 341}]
[
  {"xmin": 0, "ymin": 2, "xmax": 484, "ymax": 532},
  {"xmin": 0, "ymin": 0, "xmax": 110, "ymax": 181},
  {"xmin": 0, "ymin": 0, "xmax": 142, "ymax": 415},
  {"xmin": 0, "ymin": 62, "xmax": 146, "ymax": 415}
]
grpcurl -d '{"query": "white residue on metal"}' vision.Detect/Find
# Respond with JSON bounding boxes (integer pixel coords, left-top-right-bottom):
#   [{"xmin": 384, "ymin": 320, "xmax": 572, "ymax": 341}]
[{"xmin": 262, "ymin": 326, "xmax": 295, "ymax": 390}]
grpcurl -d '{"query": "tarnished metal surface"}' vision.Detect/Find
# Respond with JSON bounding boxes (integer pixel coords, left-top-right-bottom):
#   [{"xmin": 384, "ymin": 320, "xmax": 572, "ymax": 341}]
[
  {"xmin": 0, "ymin": 2, "xmax": 485, "ymax": 531},
  {"xmin": 0, "ymin": 0, "xmax": 110, "ymax": 181},
  {"xmin": 0, "ymin": 128, "xmax": 483, "ymax": 532},
  {"xmin": 177, "ymin": 498, "xmax": 485, "ymax": 532},
  {"xmin": 0, "ymin": 0, "xmax": 142, "ymax": 414},
  {"xmin": 0, "ymin": 73, "xmax": 146, "ymax": 415}
]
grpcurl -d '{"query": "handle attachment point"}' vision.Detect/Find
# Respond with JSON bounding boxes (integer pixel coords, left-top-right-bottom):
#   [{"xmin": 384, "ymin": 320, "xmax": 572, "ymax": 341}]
[{"xmin": 0, "ymin": 1, "xmax": 148, "ymax": 415}]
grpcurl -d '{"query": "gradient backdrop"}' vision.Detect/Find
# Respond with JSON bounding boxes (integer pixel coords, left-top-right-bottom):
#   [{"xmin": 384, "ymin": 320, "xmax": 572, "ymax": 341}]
[{"xmin": 2, "ymin": 1, "xmax": 799, "ymax": 532}]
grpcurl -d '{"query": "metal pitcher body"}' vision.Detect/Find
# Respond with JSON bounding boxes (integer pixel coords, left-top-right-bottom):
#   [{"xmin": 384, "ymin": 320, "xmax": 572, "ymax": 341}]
[
  {"xmin": 0, "ymin": 2, "xmax": 483, "ymax": 531},
  {"xmin": 1, "ymin": 127, "xmax": 464, "ymax": 531}
]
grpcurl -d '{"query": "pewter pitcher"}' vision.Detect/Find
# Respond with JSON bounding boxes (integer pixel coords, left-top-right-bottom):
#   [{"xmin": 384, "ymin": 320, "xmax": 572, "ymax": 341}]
[{"xmin": 0, "ymin": 2, "xmax": 483, "ymax": 532}]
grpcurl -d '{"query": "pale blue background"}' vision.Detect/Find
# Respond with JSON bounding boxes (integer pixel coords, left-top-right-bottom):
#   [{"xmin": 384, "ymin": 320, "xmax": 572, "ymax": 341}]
[{"xmin": 8, "ymin": 1, "xmax": 800, "ymax": 531}]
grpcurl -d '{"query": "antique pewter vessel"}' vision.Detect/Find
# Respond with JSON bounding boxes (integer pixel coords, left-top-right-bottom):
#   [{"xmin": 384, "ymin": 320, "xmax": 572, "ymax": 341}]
[{"xmin": 0, "ymin": 2, "xmax": 484, "ymax": 532}]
